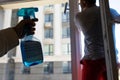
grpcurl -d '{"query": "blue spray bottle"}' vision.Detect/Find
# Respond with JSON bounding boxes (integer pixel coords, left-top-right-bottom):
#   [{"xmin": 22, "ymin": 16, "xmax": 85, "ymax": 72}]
[{"xmin": 17, "ymin": 7, "xmax": 43, "ymax": 67}]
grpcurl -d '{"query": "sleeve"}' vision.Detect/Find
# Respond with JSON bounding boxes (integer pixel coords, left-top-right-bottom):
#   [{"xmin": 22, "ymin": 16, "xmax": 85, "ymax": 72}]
[
  {"xmin": 110, "ymin": 8, "xmax": 120, "ymax": 18},
  {"xmin": 110, "ymin": 8, "xmax": 120, "ymax": 23},
  {"xmin": 0, "ymin": 28, "xmax": 19, "ymax": 57}
]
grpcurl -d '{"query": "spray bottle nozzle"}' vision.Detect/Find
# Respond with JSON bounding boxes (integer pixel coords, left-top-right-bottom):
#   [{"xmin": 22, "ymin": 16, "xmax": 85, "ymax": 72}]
[
  {"xmin": 17, "ymin": 7, "xmax": 38, "ymax": 19},
  {"xmin": 17, "ymin": 7, "xmax": 38, "ymax": 35}
]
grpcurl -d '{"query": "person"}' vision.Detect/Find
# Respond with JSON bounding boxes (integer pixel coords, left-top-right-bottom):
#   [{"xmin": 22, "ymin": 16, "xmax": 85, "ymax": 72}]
[
  {"xmin": 0, "ymin": 18, "xmax": 38, "ymax": 57},
  {"xmin": 74, "ymin": 0, "xmax": 120, "ymax": 80}
]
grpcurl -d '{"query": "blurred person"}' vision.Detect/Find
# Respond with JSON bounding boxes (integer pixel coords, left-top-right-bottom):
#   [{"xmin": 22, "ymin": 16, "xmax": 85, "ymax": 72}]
[{"xmin": 74, "ymin": 0, "xmax": 120, "ymax": 80}]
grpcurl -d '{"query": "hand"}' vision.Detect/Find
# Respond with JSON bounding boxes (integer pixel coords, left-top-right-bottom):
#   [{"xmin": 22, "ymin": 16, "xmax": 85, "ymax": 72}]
[
  {"xmin": 114, "ymin": 16, "xmax": 120, "ymax": 23},
  {"xmin": 13, "ymin": 18, "xmax": 38, "ymax": 39}
]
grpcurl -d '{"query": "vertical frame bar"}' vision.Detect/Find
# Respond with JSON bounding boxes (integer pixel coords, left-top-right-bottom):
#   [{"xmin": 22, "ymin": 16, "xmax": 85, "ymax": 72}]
[
  {"xmin": 99, "ymin": 0, "xmax": 118, "ymax": 80},
  {"xmin": 69, "ymin": 0, "xmax": 82, "ymax": 80}
]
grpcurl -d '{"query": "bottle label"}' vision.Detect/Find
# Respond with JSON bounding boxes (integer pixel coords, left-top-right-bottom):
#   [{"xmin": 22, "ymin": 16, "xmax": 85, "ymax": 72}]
[{"xmin": 21, "ymin": 40, "xmax": 43, "ymax": 62}]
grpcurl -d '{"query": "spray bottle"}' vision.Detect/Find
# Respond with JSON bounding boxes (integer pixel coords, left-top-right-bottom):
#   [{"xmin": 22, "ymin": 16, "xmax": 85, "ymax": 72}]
[{"xmin": 17, "ymin": 7, "xmax": 43, "ymax": 67}]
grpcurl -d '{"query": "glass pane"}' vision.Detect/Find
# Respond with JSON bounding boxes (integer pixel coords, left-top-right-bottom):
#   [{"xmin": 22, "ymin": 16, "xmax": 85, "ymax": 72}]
[
  {"xmin": 109, "ymin": 1, "xmax": 120, "ymax": 79},
  {"xmin": 62, "ymin": 12, "xmax": 69, "ymax": 22},
  {"xmin": 44, "ymin": 28, "xmax": 53, "ymax": 39},
  {"xmin": 62, "ymin": 61, "xmax": 71, "ymax": 73},
  {"xmin": 62, "ymin": 27, "xmax": 70, "ymax": 38},
  {"xmin": 0, "ymin": 1, "xmax": 71, "ymax": 80},
  {"xmin": 44, "ymin": 5, "xmax": 54, "ymax": 10},
  {"xmin": 49, "ymin": 44, "xmax": 53, "ymax": 54},
  {"xmin": 62, "ymin": 44, "xmax": 68, "ymax": 54},
  {"xmin": 45, "ymin": 13, "xmax": 53, "ymax": 22},
  {"xmin": 62, "ymin": 43, "xmax": 71, "ymax": 55},
  {"xmin": 44, "ymin": 44, "xmax": 53, "ymax": 56},
  {"xmin": 44, "ymin": 45, "xmax": 49, "ymax": 55}
]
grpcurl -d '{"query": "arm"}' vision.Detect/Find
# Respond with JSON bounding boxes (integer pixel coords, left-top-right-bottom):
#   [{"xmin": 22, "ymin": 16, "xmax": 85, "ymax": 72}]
[
  {"xmin": 0, "ymin": 28, "xmax": 19, "ymax": 57},
  {"xmin": 110, "ymin": 8, "xmax": 120, "ymax": 23},
  {"xmin": 0, "ymin": 19, "xmax": 38, "ymax": 57},
  {"xmin": 114, "ymin": 15, "xmax": 120, "ymax": 23}
]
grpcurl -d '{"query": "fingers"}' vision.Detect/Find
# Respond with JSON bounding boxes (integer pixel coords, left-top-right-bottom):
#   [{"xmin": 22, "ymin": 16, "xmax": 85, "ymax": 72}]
[
  {"xmin": 24, "ymin": 19, "xmax": 38, "ymax": 36},
  {"xmin": 32, "ymin": 18, "xmax": 38, "ymax": 22},
  {"xmin": 13, "ymin": 18, "xmax": 38, "ymax": 39},
  {"xmin": 23, "ymin": 18, "xmax": 38, "ymax": 26},
  {"xmin": 27, "ymin": 27, "xmax": 36, "ymax": 35}
]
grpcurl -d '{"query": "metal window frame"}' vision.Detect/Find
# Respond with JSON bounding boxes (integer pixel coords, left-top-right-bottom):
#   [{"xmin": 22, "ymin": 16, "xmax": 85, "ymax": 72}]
[
  {"xmin": 69, "ymin": 0, "xmax": 82, "ymax": 80},
  {"xmin": 99, "ymin": 0, "xmax": 118, "ymax": 80}
]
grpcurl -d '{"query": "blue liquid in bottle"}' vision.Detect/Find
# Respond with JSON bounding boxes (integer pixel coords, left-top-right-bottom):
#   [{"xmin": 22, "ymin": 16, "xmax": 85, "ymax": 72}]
[{"xmin": 20, "ymin": 35, "xmax": 43, "ymax": 67}]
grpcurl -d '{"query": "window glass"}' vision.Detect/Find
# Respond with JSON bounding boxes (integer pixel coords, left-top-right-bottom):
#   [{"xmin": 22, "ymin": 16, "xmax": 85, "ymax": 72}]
[
  {"xmin": 62, "ymin": 61, "xmax": 71, "ymax": 73},
  {"xmin": 62, "ymin": 27, "xmax": 70, "ymax": 38},
  {"xmin": 44, "ymin": 44, "xmax": 54, "ymax": 56},
  {"xmin": 62, "ymin": 12, "xmax": 69, "ymax": 22},
  {"xmin": 45, "ymin": 13, "xmax": 53, "ymax": 22},
  {"xmin": 44, "ymin": 28, "xmax": 53, "ymax": 38},
  {"xmin": 44, "ymin": 5, "xmax": 54, "ymax": 9},
  {"xmin": 0, "ymin": 2, "xmax": 71, "ymax": 80},
  {"xmin": 109, "ymin": 0, "xmax": 120, "ymax": 63},
  {"xmin": 62, "ymin": 43, "xmax": 71, "ymax": 55}
]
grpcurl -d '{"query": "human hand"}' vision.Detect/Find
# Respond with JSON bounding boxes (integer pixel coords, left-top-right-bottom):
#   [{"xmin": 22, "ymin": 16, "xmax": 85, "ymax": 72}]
[
  {"xmin": 113, "ymin": 15, "xmax": 120, "ymax": 23},
  {"xmin": 13, "ymin": 18, "xmax": 38, "ymax": 39}
]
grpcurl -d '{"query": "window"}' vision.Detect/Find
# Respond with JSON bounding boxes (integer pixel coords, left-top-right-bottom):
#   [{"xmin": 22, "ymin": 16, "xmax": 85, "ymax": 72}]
[
  {"xmin": 62, "ymin": 61, "xmax": 71, "ymax": 73},
  {"xmin": 44, "ymin": 5, "xmax": 53, "ymax": 9},
  {"xmin": 45, "ymin": 13, "xmax": 53, "ymax": 22},
  {"xmin": 61, "ymin": 3, "xmax": 65, "ymax": 7},
  {"xmin": 62, "ymin": 43, "xmax": 71, "ymax": 55},
  {"xmin": 62, "ymin": 12, "xmax": 69, "ymax": 22},
  {"xmin": 44, "ymin": 62, "xmax": 54, "ymax": 74},
  {"xmin": 44, "ymin": 44, "xmax": 54, "ymax": 56},
  {"xmin": 61, "ymin": 3, "xmax": 69, "ymax": 11},
  {"xmin": 62, "ymin": 27, "xmax": 70, "ymax": 38},
  {"xmin": 44, "ymin": 28, "xmax": 53, "ymax": 38}
]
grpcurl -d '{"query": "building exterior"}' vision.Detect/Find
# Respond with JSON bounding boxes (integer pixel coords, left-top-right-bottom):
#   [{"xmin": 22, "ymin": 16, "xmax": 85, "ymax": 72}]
[{"xmin": 0, "ymin": 2, "xmax": 72, "ymax": 80}]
